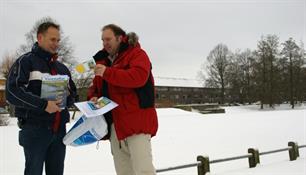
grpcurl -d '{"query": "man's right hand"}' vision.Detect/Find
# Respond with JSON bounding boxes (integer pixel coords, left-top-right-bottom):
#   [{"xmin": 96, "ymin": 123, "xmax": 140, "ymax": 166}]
[
  {"xmin": 94, "ymin": 64, "xmax": 107, "ymax": 77},
  {"xmin": 90, "ymin": 97, "xmax": 98, "ymax": 103},
  {"xmin": 45, "ymin": 100, "xmax": 62, "ymax": 114}
]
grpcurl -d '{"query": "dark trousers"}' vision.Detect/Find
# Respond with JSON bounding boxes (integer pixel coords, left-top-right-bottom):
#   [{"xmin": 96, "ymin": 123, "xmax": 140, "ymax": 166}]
[{"xmin": 18, "ymin": 123, "xmax": 66, "ymax": 175}]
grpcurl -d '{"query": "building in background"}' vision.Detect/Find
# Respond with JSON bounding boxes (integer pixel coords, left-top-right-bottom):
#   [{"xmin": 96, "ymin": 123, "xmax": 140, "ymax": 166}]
[
  {"xmin": 0, "ymin": 76, "xmax": 235, "ymax": 108},
  {"xmin": 154, "ymin": 77, "xmax": 222, "ymax": 107}
]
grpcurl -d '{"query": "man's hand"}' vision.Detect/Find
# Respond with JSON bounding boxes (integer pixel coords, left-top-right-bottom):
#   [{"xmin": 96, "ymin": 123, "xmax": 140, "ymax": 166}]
[
  {"xmin": 94, "ymin": 64, "xmax": 107, "ymax": 77},
  {"xmin": 90, "ymin": 97, "xmax": 98, "ymax": 103},
  {"xmin": 45, "ymin": 100, "xmax": 62, "ymax": 114}
]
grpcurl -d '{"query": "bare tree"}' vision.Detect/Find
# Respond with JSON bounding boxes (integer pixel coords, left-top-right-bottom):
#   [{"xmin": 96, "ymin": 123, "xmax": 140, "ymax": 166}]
[
  {"xmin": 266, "ymin": 35, "xmax": 279, "ymax": 107},
  {"xmin": 281, "ymin": 38, "xmax": 300, "ymax": 108},
  {"xmin": 256, "ymin": 35, "xmax": 280, "ymax": 109},
  {"xmin": 227, "ymin": 49, "xmax": 255, "ymax": 104},
  {"xmin": 72, "ymin": 72, "xmax": 94, "ymax": 101},
  {"xmin": 296, "ymin": 41, "xmax": 306, "ymax": 103},
  {"xmin": 198, "ymin": 35, "xmax": 304, "ymax": 107},
  {"xmin": 16, "ymin": 16, "xmax": 76, "ymax": 65},
  {"xmin": 240, "ymin": 49, "xmax": 256, "ymax": 104},
  {"xmin": 204, "ymin": 43, "xmax": 231, "ymax": 104},
  {"xmin": 0, "ymin": 52, "xmax": 16, "ymax": 79},
  {"xmin": 0, "ymin": 52, "xmax": 17, "ymax": 117}
]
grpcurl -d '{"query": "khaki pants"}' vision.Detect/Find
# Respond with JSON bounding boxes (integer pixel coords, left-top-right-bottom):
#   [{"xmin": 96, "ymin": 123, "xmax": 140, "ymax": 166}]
[{"xmin": 110, "ymin": 124, "xmax": 156, "ymax": 175}]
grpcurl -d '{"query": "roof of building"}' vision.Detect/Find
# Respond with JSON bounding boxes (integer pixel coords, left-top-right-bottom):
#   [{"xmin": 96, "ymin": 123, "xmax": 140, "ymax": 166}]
[
  {"xmin": 154, "ymin": 77, "xmax": 204, "ymax": 88},
  {"xmin": 0, "ymin": 77, "xmax": 205, "ymax": 89}
]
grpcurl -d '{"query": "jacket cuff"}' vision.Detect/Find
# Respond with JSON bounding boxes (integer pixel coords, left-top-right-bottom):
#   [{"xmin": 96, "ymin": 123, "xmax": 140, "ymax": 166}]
[
  {"xmin": 40, "ymin": 99, "xmax": 48, "ymax": 111},
  {"xmin": 103, "ymin": 67, "xmax": 111, "ymax": 79}
]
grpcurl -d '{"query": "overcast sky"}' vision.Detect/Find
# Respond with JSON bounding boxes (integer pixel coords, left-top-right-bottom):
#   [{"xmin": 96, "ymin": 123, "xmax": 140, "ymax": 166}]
[{"xmin": 0, "ymin": 0, "xmax": 305, "ymax": 79}]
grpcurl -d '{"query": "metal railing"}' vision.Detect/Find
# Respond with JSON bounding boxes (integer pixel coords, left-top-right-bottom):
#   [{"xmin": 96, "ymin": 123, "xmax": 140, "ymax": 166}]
[{"xmin": 156, "ymin": 141, "xmax": 305, "ymax": 175}]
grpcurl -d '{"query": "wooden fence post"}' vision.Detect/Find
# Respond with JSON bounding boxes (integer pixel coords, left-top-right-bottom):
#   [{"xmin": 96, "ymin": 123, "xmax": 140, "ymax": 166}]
[
  {"xmin": 288, "ymin": 142, "xmax": 299, "ymax": 161},
  {"xmin": 197, "ymin": 155, "xmax": 210, "ymax": 175},
  {"xmin": 248, "ymin": 148, "xmax": 260, "ymax": 168}
]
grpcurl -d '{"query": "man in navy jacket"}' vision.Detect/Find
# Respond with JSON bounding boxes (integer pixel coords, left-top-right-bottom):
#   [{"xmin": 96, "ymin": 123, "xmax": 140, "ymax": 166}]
[{"xmin": 6, "ymin": 21, "xmax": 77, "ymax": 175}]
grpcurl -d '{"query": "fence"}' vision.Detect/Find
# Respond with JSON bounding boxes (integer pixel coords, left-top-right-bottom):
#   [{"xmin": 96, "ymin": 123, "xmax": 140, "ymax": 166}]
[
  {"xmin": 2, "ymin": 108, "xmax": 305, "ymax": 174},
  {"xmin": 156, "ymin": 141, "xmax": 305, "ymax": 175}
]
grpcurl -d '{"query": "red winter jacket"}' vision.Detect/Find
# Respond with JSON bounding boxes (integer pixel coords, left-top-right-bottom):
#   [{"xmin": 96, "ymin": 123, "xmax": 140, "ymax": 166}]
[{"xmin": 87, "ymin": 34, "xmax": 158, "ymax": 140}]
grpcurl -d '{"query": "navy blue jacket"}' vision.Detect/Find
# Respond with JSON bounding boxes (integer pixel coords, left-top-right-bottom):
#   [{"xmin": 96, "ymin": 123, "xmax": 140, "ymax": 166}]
[{"xmin": 6, "ymin": 42, "xmax": 77, "ymax": 126}]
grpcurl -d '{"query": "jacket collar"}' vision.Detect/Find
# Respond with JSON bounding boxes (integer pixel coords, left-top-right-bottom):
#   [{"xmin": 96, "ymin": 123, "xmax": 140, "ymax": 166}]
[
  {"xmin": 31, "ymin": 42, "xmax": 56, "ymax": 62},
  {"xmin": 93, "ymin": 35, "xmax": 139, "ymax": 62}
]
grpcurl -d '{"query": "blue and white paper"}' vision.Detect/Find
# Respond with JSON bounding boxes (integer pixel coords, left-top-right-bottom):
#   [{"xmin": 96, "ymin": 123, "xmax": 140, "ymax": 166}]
[
  {"xmin": 63, "ymin": 115, "xmax": 108, "ymax": 146},
  {"xmin": 74, "ymin": 97, "xmax": 118, "ymax": 118}
]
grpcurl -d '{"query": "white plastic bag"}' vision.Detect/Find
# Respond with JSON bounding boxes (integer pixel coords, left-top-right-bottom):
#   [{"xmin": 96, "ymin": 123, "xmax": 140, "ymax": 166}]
[{"xmin": 63, "ymin": 115, "xmax": 108, "ymax": 146}]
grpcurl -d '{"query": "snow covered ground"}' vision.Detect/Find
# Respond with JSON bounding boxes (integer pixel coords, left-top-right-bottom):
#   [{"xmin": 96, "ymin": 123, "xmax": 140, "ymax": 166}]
[{"xmin": 0, "ymin": 104, "xmax": 305, "ymax": 175}]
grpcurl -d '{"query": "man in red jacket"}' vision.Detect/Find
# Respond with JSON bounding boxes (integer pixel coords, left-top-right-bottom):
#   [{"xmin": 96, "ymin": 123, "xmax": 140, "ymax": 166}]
[{"xmin": 89, "ymin": 24, "xmax": 158, "ymax": 175}]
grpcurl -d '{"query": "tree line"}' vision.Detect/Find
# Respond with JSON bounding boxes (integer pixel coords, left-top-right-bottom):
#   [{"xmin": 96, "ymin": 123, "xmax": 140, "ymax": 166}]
[
  {"xmin": 1, "ymin": 18, "xmax": 305, "ymax": 109},
  {"xmin": 199, "ymin": 35, "xmax": 306, "ymax": 109}
]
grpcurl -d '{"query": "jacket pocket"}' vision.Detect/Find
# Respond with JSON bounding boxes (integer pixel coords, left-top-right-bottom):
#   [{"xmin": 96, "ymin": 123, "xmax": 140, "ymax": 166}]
[{"xmin": 121, "ymin": 93, "xmax": 139, "ymax": 112}]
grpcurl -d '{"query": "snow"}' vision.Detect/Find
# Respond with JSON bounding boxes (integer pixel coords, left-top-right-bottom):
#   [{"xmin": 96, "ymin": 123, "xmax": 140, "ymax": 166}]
[{"xmin": 0, "ymin": 105, "xmax": 305, "ymax": 175}]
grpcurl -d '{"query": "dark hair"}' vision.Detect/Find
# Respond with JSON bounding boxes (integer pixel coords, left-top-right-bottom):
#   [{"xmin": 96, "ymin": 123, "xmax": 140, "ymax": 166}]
[
  {"xmin": 102, "ymin": 24, "xmax": 126, "ymax": 36},
  {"xmin": 36, "ymin": 22, "xmax": 60, "ymax": 37}
]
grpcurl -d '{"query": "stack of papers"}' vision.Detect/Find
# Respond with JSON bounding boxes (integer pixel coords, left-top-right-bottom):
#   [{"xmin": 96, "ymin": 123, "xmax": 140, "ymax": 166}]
[
  {"xmin": 74, "ymin": 97, "xmax": 118, "ymax": 118},
  {"xmin": 63, "ymin": 97, "xmax": 118, "ymax": 147},
  {"xmin": 41, "ymin": 75, "xmax": 69, "ymax": 109}
]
